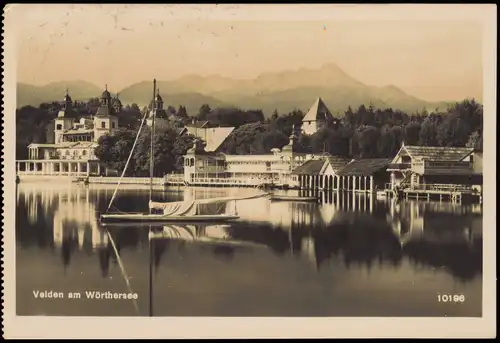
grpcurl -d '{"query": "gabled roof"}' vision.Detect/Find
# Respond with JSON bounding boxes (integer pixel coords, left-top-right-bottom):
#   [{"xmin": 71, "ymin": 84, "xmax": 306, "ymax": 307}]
[
  {"xmin": 302, "ymin": 97, "xmax": 334, "ymax": 122},
  {"xmin": 397, "ymin": 145, "xmax": 474, "ymax": 162},
  {"xmin": 336, "ymin": 158, "xmax": 392, "ymax": 176},
  {"xmin": 292, "ymin": 159, "xmax": 325, "ymax": 175},
  {"xmin": 324, "ymin": 156, "xmax": 352, "ymax": 172},
  {"xmin": 187, "ymin": 127, "xmax": 235, "ymax": 152},
  {"xmin": 204, "ymin": 127, "xmax": 234, "ymax": 152}
]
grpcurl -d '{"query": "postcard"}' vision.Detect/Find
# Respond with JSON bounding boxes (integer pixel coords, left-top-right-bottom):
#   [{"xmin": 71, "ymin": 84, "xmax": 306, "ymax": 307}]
[{"xmin": 2, "ymin": 3, "xmax": 497, "ymax": 339}]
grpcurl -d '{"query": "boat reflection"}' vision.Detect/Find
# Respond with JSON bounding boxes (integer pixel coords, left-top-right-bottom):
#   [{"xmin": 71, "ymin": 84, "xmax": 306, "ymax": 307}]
[{"xmin": 16, "ymin": 183, "xmax": 482, "ymax": 282}]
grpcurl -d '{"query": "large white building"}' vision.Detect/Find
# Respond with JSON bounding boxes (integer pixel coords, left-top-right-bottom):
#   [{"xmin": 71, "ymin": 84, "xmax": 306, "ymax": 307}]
[
  {"xmin": 17, "ymin": 87, "xmax": 121, "ymax": 178},
  {"xmin": 181, "ymin": 126, "xmax": 321, "ymax": 187}
]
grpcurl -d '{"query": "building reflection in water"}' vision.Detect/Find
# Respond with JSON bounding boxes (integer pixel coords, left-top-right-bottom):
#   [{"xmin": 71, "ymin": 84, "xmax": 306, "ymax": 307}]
[
  {"xmin": 17, "ymin": 183, "xmax": 114, "ymax": 277},
  {"xmin": 17, "ymin": 184, "xmax": 483, "ymax": 282}
]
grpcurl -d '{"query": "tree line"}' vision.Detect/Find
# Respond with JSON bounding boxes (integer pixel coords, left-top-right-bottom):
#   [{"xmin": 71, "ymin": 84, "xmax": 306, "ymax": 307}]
[{"xmin": 16, "ymin": 97, "xmax": 483, "ymax": 176}]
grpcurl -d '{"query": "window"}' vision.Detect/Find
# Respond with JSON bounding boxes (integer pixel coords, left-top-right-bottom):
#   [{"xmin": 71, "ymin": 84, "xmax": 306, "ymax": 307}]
[
  {"xmin": 82, "ymin": 150, "xmax": 87, "ymax": 156},
  {"xmin": 112, "ymin": 122, "xmax": 116, "ymax": 129},
  {"xmin": 56, "ymin": 124, "xmax": 62, "ymax": 130},
  {"xmin": 101, "ymin": 121, "xmax": 106, "ymax": 129}
]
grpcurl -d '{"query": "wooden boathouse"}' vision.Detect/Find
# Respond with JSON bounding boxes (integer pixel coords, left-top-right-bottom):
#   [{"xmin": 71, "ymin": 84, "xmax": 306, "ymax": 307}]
[
  {"xmin": 386, "ymin": 143, "xmax": 482, "ymax": 203},
  {"xmin": 335, "ymin": 158, "xmax": 392, "ymax": 193}
]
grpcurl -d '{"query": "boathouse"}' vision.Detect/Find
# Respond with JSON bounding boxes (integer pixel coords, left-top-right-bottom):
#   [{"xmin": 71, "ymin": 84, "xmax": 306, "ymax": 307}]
[
  {"xmin": 387, "ymin": 143, "xmax": 481, "ymax": 191},
  {"xmin": 291, "ymin": 155, "xmax": 351, "ymax": 190},
  {"xmin": 335, "ymin": 158, "xmax": 392, "ymax": 193}
]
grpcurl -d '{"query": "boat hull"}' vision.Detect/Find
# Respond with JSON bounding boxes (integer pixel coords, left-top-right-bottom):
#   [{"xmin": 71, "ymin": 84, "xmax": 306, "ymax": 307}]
[
  {"xmin": 99, "ymin": 213, "xmax": 240, "ymax": 224},
  {"xmin": 268, "ymin": 195, "xmax": 318, "ymax": 202}
]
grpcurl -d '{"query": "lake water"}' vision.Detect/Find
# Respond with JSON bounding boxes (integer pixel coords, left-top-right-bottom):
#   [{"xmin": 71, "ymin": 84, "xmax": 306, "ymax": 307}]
[{"xmin": 15, "ymin": 182, "xmax": 483, "ymax": 317}]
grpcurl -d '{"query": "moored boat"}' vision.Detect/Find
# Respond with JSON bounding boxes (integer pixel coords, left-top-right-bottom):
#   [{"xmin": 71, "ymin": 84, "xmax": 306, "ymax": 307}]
[
  {"xmin": 99, "ymin": 213, "xmax": 240, "ymax": 224},
  {"xmin": 98, "ymin": 79, "xmax": 269, "ymax": 225},
  {"xmin": 268, "ymin": 194, "xmax": 318, "ymax": 202}
]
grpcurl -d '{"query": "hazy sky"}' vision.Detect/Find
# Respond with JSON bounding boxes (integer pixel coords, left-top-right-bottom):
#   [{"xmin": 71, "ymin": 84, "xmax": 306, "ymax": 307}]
[{"xmin": 14, "ymin": 4, "xmax": 485, "ymax": 101}]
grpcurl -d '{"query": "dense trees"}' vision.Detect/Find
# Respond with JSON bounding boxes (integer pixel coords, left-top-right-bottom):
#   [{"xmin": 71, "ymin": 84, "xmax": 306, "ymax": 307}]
[
  {"xmin": 95, "ymin": 125, "xmax": 194, "ymax": 176},
  {"xmin": 16, "ymin": 97, "xmax": 484, "ymax": 175}
]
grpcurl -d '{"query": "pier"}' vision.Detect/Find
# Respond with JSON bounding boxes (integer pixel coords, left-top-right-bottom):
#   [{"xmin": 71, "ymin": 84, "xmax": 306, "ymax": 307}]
[{"xmin": 385, "ymin": 183, "xmax": 482, "ymax": 204}]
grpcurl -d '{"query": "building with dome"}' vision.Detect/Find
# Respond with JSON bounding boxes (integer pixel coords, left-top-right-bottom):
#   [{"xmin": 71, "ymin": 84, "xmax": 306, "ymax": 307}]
[
  {"xmin": 145, "ymin": 89, "xmax": 168, "ymax": 127},
  {"xmin": 17, "ymin": 86, "xmax": 121, "ymax": 179}
]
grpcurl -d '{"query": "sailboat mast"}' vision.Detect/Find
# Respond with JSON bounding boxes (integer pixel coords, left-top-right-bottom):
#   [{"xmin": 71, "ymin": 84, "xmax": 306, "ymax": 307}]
[{"xmin": 149, "ymin": 79, "xmax": 156, "ymax": 212}]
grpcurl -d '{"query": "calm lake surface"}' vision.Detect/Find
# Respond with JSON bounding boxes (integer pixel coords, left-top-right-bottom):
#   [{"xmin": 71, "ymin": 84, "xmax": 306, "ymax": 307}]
[{"xmin": 16, "ymin": 182, "xmax": 483, "ymax": 317}]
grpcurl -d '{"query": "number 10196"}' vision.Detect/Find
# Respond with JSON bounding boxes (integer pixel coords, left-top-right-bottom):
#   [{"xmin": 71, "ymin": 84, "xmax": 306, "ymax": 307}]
[{"xmin": 438, "ymin": 294, "xmax": 465, "ymax": 303}]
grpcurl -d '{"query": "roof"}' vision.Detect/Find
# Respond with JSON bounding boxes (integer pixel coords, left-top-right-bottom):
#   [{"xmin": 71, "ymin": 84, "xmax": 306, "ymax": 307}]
[
  {"xmin": 155, "ymin": 92, "xmax": 163, "ymax": 103},
  {"xmin": 292, "ymin": 159, "xmax": 325, "ymax": 175},
  {"xmin": 101, "ymin": 89, "xmax": 111, "ymax": 99},
  {"xmin": 27, "ymin": 141, "xmax": 97, "ymax": 149},
  {"xmin": 325, "ymin": 156, "xmax": 352, "ymax": 171},
  {"xmin": 400, "ymin": 145, "xmax": 474, "ymax": 161},
  {"xmin": 27, "ymin": 143, "xmax": 63, "ymax": 149},
  {"xmin": 176, "ymin": 127, "xmax": 187, "ymax": 136},
  {"xmin": 302, "ymin": 97, "xmax": 335, "ymax": 122},
  {"xmin": 186, "ymin": 121, "xmax": 209, "ymax": 129},
  {"xmin": 187, "ymin": 127, "xmax": 235, "ymax": 152},
  {"xmin": 65, "ymin": 141, "xmax": 98, "ymax": 149},
  {"xmin": 95, "ymin": 105, "xmax": 114, "ymax": 117},
  {"xmin": 63, "ymin": 129, "xmax": 94, "ymax": 135},
  {"xmin": 336, "ymin": 158, "xmax": 392, "ymax": 176}
]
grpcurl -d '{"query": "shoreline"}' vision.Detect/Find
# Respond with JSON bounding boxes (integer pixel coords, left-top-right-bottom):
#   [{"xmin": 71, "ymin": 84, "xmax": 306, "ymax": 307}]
[{"xmin": 16, "ymin": 174, "xmax": 482, "ymax": 204}]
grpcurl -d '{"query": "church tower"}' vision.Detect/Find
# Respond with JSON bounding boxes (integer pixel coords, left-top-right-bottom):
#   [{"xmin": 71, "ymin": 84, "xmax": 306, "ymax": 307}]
[
  {"xmin": 112, "ymin": 93, "xmax": 123, "ymax": 114},
  {"xmin": 54, "ymin": 89, "xmax": 76, "ymax": 143},
  {"xmin": 93, "ymin": 85, "xmax": 119, "ymax": 142},
  {"xmin": 146, "ymin": 85, "xmax": 167, "ymax": 127}
]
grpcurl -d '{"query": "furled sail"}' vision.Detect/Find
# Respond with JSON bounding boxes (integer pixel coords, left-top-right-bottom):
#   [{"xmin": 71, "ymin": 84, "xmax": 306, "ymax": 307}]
[
  {"xmin": 151, "ymin": 200, "xmax": 197, "ymax": 216},
  {"xmin": 148, "ymin": 192, "xmax": 271, "ymax": 212}
]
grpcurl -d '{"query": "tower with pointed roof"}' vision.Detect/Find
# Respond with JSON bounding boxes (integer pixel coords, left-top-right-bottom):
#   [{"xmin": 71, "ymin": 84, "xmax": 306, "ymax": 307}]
[
  {"xmin": 93, "ymin": 85, "xmax": 119, "ymax": 141},
  {"xmin": 301, "ymin": 97, "xmax": 338, "ymax": 135},
  {"xmin": 54, "ymin": 89, "xmax": 76, "ymax": 143}
]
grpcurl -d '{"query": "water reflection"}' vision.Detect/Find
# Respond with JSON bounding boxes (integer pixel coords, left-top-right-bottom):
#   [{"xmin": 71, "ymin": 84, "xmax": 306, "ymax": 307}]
[{"xmin": 16, "ymin": 183, "xmax": 483, "ymax": 316}]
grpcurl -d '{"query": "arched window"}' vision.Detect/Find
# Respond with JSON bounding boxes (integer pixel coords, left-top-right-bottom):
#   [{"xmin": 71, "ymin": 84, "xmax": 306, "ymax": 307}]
[{"xmin": 82, "ymin": 150, "xmax": 87, "ymax": 156}]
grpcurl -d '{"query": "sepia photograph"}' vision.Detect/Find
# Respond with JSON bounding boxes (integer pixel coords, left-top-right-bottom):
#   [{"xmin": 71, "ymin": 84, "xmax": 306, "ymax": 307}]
[{"xmin": 2, "ymin": 3, "xmax": 497, "ymax": 339}]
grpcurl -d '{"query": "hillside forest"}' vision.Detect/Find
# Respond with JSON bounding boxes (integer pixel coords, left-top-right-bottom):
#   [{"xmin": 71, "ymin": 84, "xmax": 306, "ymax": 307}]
[{"xmin": 16, "ymin": 98, "xmax": 483, "ymax": 176}]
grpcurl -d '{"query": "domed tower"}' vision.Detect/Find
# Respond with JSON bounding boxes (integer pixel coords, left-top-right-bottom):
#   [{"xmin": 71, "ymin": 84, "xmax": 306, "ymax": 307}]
[
  {"xmin": 93, "ymin": 85, "xmax": 119, "ymax": 141},
  {"xmin": 282, "ymin": 124, "xmax": 297, "ymax": 156},
  {"xmin": 54, "ymin": 88, "xmax": 76, "ymax": 143},
  {"xmin": 62, "ymin": 88, "xmax": 73, "ymax": 111},
  {"xmin": 155, "ymin": 89, "xmax": 164, "ymax": 111},
  {"xmin": 112, "ymin": 93, "xmax": 123, "ymax": 114},
  {"xmin": 100, "ymin": 85, "xmax": 112, "ymax": 108},
  {"xmin": 146, "ymin": 84, "xmax": 168, "ymax": 126}
]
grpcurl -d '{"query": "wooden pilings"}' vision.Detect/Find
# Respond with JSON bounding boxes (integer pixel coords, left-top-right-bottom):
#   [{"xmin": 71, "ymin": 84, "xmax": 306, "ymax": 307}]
[{"xmin": 298, "ymin": 174, "xmax": 376, "ymax": 193}]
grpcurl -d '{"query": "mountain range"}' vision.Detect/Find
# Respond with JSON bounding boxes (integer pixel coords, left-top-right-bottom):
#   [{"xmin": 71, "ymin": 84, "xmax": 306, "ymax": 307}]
[{"xmin": 17, "ymin": 63, "xmax": 452, "ymax": 117}]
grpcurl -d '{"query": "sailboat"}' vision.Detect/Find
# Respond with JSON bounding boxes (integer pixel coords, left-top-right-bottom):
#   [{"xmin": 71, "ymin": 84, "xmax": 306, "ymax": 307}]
[{"xmin": 99, "ymin": 79, "xmax": 269, "ymax": 224}]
